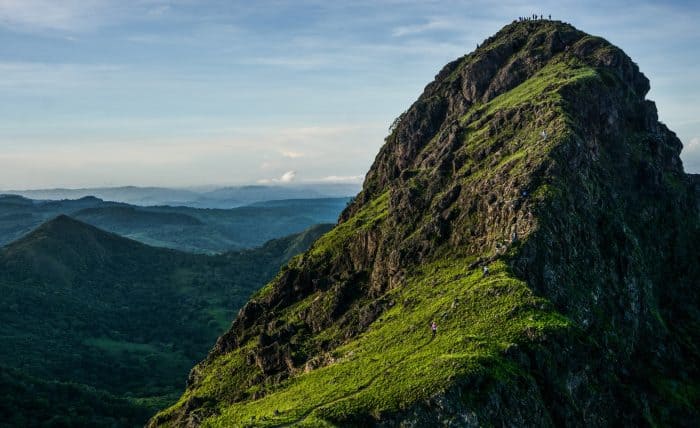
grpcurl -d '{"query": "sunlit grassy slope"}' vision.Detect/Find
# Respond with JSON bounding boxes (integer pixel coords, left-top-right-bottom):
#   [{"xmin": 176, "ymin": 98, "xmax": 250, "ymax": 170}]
[{"xmin": 204, "ymin": 262, "xmax": 568, "ymax": 427}]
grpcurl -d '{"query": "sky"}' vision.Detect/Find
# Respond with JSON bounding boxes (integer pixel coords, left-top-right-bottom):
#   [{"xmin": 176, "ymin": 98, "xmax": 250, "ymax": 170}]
[{"xmin": 0, "ymin": 0, "xmax": 698, "ymax": 189}]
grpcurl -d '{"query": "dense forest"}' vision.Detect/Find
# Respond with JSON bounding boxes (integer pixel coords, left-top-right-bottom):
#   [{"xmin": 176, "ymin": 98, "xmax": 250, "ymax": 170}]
[{"xmin": 0, "ymin": 215, "xmax": 332, "ymax": 426}]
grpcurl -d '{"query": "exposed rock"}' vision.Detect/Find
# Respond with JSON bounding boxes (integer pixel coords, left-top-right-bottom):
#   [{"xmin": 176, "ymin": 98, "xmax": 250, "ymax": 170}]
[{"xmin": 150, "ymin": 20, "xmax": 699, "ymax": 428}]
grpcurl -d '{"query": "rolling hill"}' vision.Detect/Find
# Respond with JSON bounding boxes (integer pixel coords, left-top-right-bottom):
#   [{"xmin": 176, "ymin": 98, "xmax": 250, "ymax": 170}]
[{"xmin": 0, "ymin": 216, "xmax": 331, "ymax": 426}]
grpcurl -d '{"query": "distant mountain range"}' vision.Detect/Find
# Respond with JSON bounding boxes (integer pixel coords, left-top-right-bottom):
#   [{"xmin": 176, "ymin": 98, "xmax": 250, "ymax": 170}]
[
  {"xmin": 2, "ymin": 183, "xmax": 361, "ymax": 208},
  {"xmin": 0, "ymin": 215, "xmax": 332, "ymax": 426},
  {"xmin": 0, "ymin": 194, "xmax": 349, "ymax": 253}
]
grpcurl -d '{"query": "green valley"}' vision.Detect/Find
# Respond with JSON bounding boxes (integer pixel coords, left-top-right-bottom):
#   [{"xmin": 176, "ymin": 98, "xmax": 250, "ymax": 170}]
[{"xmin": 0, "ymin": 216, "xmax": 332, "ymax": 426}]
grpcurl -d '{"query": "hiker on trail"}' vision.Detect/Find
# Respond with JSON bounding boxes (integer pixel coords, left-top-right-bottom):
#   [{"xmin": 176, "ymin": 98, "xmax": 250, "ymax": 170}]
[
  {"xmin": 431, "ymin": 321, "xmax": 438, "ymax": 337},
  {"xmin": 511, "ymin": 230, "xmax": 518, "ymax": 243},
  {"xmin": 483, "ymin": 265, "xmax": 489, "ymax": 276},
  {"xmin": 549, "ymin": 14, "xmax": 552, "ymax": 20}
]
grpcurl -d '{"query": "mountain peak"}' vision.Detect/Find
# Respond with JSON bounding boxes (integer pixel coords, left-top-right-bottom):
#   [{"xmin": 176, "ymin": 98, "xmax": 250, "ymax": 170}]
[
  {"xmin": 28, "ymin": 214, "xmax": 109, "ymax": 240},
  {"xmin": 2, "ymin": 215, "xmax": 156, "ymax": 280},
  {"xmin": 152, "ymin": 21, "xmax": 699, "ymax": 427},
  {"xmin": 349, "ymin": 21, "xmax": 652, "ymax": 215}
]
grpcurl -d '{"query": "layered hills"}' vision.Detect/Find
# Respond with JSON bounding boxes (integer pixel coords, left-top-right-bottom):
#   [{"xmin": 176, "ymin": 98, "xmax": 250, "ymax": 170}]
[
  {"xmin": 0, "ymin": 195, "xmax": 347, "ymax": 253},
  {"xmin": 0, "ymin": 216, "xmax": 331, "ymax": 426},
  {"xmin": 152, "ymin": 20, "xmax": 699, "ymax": 426},
  {"xmin": 3, "ymin": 184, "xmax": 360, "ymax": 208}
]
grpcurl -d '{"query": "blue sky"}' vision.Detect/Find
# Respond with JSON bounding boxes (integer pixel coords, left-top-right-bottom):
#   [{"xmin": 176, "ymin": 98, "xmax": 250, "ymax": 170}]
[{"xmin": 1, "ymin": 0, "xmax": 698, "ymax": 189}]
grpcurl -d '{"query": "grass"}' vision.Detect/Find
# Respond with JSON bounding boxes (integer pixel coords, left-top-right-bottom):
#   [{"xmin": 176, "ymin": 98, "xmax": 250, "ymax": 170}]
[
  {"xmin": 484, "ymin": 58, "xmax": 596, "ymax": 115},
  {"xmin": 166, "ymin": 258, "xmax": 571, "ymax": 427},
  {"xmin": 308, "ymin": 191, "xmax": 389, "ymax": 259}
]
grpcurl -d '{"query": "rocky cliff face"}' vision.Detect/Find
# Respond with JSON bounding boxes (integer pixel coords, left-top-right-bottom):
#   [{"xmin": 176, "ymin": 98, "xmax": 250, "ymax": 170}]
[{"xmin": 151, "ymin": 20, "xmax": 699, "ymax": 427}]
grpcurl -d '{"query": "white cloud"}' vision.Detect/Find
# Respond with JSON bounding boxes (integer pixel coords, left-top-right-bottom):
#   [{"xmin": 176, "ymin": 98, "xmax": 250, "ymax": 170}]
[
  {"xmin": 259, "ymin": 161, "xmax": 274, "ymax": 170},
  {"xmin": 392, "ymin": 17, "xmax": 453, "ymax": 37},
  {"xmin": 258, "ymin": 170, "xmax": 297, "ymax": 184},
  {"xmin": 687, "ymin": 137, "xmax": 700, "ymax": 153},
  {"xmin": 681, "ymin": 137, "xmax": 700, "ymax": 173},
  {"xmin": 317, "ymin": 175, "xmax": 364, "ymax": 183},
  {"xmin": 280, "ymin": 170, "xmax": 296, "ymax": 183},
  {"xmin": 0, "ymin": 61, "xmax": 125, "ymax": 89},
  {"xmin": 0, "ymin": 0, "xmax": 180, "ymax": 33},
  {"xmin": 147, "ymin": 4, "xmax": 170, "ymax": 17},
  {"xmin": 243, "ymin": 56, "xmax": 330, "ymax": 70},
  {"xmin": 281, "ymin": 150, "xmax": 304, "ymax": 159},
  {"xmin": 0, "ymin": 0, "xmax": 113, "ymax": 32}
]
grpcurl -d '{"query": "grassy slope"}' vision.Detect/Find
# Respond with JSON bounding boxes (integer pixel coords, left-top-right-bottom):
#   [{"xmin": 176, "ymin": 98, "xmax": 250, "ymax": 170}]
[
  {"xmin": 210, "ymin": 262, "xmax": 567, "ymax": 427},
  {"xmin": 153, "ymin": 50, "xmax": 603, "ymax": 426},
  {"xmin": 157, "ymin": 203, "xmax": 572, "ymax": 427}
]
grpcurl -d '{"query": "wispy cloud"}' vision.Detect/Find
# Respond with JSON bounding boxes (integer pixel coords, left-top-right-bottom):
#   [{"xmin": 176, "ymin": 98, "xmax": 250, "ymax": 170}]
[
  {"xmin": 0, "ymin": 0, "xmax": 114, "ymax": 32},
  {"xmin": 243, "ymin": 56, "xmax": 330, "ymax": 70},
  {"xmin": 682, "ymin": 136, "xmax": 700, "ymax": 172},
  {"xmin": 392, "ymin": 17, "xmax": 453, "ymax": 37},
  {"xmin": 281, "ymin": 150, "xmax": 304, "ymax": 159},
  {"xmin": 0, "ymin": 61, "xmax": 125, "ymax": 89},
  {"xmin": 0, "ymin": 0, "xmax": 182, "ymax": 34},
  {"xmin": 317, "ymin": 175, "xmax": 364, "ymax": 183},
  {"xmin": 686, "ymin": 137, "xmax": 700, "ymax": 153},
  {"xmin": 147, "ymin": 3, "xmax": 171, "ymax": 17},
  {"xmin": 280, "ymin": 170, "xmax": 296, "ymax": 182},
  {"xmin": 258, "ymin": 170, "xmax": 297, "ymax": 184}
]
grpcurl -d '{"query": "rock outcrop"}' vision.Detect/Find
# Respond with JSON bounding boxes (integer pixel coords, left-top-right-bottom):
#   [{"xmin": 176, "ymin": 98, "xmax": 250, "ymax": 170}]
[{"xmin": 151, "ymin": 20, "xmax": 699, "ymax": 427}]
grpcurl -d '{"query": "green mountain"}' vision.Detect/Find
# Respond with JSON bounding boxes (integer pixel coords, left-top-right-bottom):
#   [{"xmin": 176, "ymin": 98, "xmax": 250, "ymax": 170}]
[
  {"xmin": 151, "ymin": 20, "xmax": 699, "ymax": 427},
  {"xmin": 0, "ymin": 196, "xmax": 348, "ymax": 253},
  {"xmin": 0, "ymin": 216, "xmax": 331, "ymax": 426}
]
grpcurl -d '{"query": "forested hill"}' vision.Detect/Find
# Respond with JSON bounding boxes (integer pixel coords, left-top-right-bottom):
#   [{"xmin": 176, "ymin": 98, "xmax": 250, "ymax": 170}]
[{"xmin": 0, "ymin": 216, "xmax": 331, "ymax": 426}]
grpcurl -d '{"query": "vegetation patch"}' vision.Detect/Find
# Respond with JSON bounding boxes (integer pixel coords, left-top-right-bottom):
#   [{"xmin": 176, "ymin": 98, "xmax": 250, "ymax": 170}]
[{"xmin": 181, "ymin": 259, "xmax": 571, "ymax": 427}]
